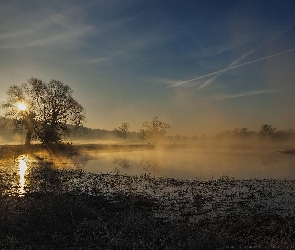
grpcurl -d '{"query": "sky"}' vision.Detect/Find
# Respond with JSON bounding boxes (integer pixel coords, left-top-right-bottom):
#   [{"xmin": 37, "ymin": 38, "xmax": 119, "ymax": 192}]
[{"xmin": 0, "ymin": 0, "xmax": 295, "ymax": 136}]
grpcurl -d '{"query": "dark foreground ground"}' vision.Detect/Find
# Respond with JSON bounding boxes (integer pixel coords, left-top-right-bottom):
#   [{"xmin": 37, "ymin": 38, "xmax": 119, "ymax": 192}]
[
  {"xmin": 0, "ymin": 144, "xmax": 295, "ymax": 249},
  {"xmin": 1, "ymin": 191, "xmax": 294, "ymax": 250}
]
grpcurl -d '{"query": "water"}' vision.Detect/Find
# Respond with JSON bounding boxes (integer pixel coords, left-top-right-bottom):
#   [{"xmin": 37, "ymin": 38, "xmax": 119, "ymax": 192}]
[
  {"xmin": 0, "ymin": 155, "xmax": 29, "ymax": 195},
  {"xmin": 1, "ymin": 147, "xmax": 295, "ymax": 197},
  {"xmin": 71, "ymin": 148, "xmax": 295, "ymax": 180}
]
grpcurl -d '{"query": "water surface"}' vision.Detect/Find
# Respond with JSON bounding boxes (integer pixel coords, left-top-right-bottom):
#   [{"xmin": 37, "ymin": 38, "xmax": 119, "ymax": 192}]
[
  {"xmin": 1, "ymin": 147, "xmax": 295, "ymax": 196},
  {"xmin": 71, "ymin": 148, "xmax": 295, "ymax": 180}
]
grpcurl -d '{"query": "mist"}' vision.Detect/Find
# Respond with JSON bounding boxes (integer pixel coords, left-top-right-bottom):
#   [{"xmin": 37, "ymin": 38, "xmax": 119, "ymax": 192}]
[{"xmin": 51, "ymin": 129, "xmax": 295, "ymax": 180}]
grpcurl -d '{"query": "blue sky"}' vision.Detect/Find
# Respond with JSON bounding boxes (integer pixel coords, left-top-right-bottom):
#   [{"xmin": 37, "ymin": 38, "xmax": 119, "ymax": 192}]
[{"xmin": 0, "ymin": 0, "xmax": 295, "ymax": 136}]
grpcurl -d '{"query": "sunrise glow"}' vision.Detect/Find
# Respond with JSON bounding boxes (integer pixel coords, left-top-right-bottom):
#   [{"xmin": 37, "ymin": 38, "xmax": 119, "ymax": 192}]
[{"xmin": 17, "ymin": 102, "xmax": 27, "ymax": 111}]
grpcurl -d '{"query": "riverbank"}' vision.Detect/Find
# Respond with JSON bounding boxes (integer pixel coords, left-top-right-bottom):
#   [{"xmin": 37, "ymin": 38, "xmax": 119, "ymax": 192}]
[
  {"xmin": 1, "ymin": 162, "xmax": 295, "ymax": 249},
  {"xmin": 1, "ymin": 143, "xmax": 295, "ymax": 248},
  {"xmin": 0, "ymin": 143, "xmax": 157, "ymax": 157}
]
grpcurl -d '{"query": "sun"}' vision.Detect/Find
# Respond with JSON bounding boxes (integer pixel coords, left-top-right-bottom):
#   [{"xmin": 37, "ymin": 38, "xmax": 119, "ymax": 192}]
[{"xmin": 17, "ymin": 102, "xmax": 27, "ymax": 111}]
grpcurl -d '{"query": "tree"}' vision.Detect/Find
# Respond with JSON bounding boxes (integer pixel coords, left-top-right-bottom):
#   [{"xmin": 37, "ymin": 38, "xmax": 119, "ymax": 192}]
[
  {"xmin": 233, "ymin": 127, "xmax": 254, "ymax": 138},
  {"xmin": 142, "ymin": 117, "xmax": 170, "ymax": 142},
  {"xmin": 138, "ymin": 128, "xmax": 147, "ymax": 143},
  {"xmin": 1, "ymin": 77, "xmax": 85, "ymax": 146},
  {"xmin": 113, "ymin": 122, "xmax": 130, "ymax": 141},
  {"xmin": 259, "ymin": 124, "xmax": 276, "ymax": 137}
]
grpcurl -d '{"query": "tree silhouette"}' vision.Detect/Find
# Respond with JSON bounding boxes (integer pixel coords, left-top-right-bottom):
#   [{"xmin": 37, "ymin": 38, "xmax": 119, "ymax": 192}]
[
  {"xmin": 138, "ymin": 128, "xmax": 148, "ymax": 144},
  {"xmin": 142, "ymin": 117, "xmax": 170, "ymax": 143},
  {"xmin": 113, "ymin": 122, "xmax": 130, "ymax": 141},
  {"xmin": 259, "ymin": 124, "xmax": 276, "ymax": 137},
  {"xmin": 1, "ymin": 77, "xmax": 85, "ymax": 146}
]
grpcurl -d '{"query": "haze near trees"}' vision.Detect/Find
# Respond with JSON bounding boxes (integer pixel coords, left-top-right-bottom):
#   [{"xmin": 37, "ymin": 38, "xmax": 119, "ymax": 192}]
[
  {"xmin": 1, "ymin": 77, "xmax": 85, "ymax": 146},
  {"xmin": 113, "ymin": 122, "xmax": 130, "ymax": 141},
  {"xmin": 141, "ymin": 117, "xmax": 170, "ymax": 143}
]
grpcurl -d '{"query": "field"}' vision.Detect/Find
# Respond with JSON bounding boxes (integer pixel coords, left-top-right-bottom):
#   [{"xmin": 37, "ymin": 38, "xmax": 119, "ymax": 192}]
[{"xmin": 0, "ymin": 144, "xmax": 295, "ymax": 249}]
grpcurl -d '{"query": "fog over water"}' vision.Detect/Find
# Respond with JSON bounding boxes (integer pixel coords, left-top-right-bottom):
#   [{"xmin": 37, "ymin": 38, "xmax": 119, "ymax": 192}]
[
  {"xmin": 66, "ymin": 139, "xmax": 295, "ymax": 180},
  {"xmin": 74, "ymin": 150, "xmax": 293, "ymax": 180},
  {"xmin": 1, "ymin": 135, "xmax": 295, "ymax": 181}
]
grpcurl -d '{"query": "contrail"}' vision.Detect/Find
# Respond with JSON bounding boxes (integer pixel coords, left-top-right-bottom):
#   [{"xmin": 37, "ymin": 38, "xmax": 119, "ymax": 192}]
[
  {"xmin": 213, "ymin": 88, "xmax": 284, "ymax": 100},
  {"xmin": 198, "ymin": 26, "xmax": 294, "ymax": 90},
  {"xmin": 167, "ymin": 48, "xmax": 295, "ymax": 88},
  {"xmin": 198, "ymin": 47, "xmax": 259, "ymax": 90}
]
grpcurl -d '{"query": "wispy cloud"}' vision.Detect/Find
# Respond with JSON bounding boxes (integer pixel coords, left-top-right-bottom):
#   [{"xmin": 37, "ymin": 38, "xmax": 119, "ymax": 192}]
[
  {"xmin": 197, "ymin": 26, "xmax": 294, "ymax": 90},
  {"xmin": 167, "ymin": 48, "xmax": 295, "ymax": 88},
  {"xmin": 0, "ymin": 3, "xmax": 93, "ymax": 50},
  {"xmin": 198, "ymin": 47, "xmax": 259, "ymax": 90},
  {"xmin": 189, "ymin": 44, "xmax": 233, "ymax": 58},
  {"xmin": 77, "ymin": 22, "xmax": 174, "ymax": 65},
  {"xmin": 212, "ymin": 88, "xmax": 284, "ymax": 100},
  {"xmin": 153, "ymin": 77, "xmax": 182, "ymax": 86}
]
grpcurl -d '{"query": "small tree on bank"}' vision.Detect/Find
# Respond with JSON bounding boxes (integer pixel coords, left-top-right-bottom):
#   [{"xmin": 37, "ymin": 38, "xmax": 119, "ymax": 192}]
[
  {"xmin": 113, "ymin": 122, "xmax": 130, "ymax": 141},
  {"xmin": 259, "ymin": 124, "xmax": 276, "ymax": 137},
  {"xmin": 138, "ymin": 128, "xmax": 148, "ymax": 144},
  {"xmin": 142, "ymin": 117, "xmax": 170, "ymax": 143},
  {"xmin": 1, "ymin": 77, "xmax": 85, "ymax": 146}
]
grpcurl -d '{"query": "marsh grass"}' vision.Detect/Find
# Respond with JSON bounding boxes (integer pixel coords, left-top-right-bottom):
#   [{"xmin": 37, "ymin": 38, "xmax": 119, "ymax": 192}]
[
  {"xmin": 281, "ymin": 149, "xmax": 295, "ymax": 155},
  {"xmin": 1, "ymin": 175, "xmax": 295, "ymax": 249},
  {"xmin": 0, "ymin": 144, "xmax": 295, "ymax": 249},
  {"xmin": 0, "ymin": 191, "xmax": 294, "ymax": 249}
]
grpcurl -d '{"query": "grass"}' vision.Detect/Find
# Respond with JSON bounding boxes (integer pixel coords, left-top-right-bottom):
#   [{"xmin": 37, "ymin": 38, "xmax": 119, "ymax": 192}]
[
  {"xmin": 0, "ymin": 144, "xmax": 295, "ymax": 249},
  {"xmin": 1, "ymin": 191, "xmax": 294, "ymax": 249},
  {"xmin": 281, "ymin": 149, "xmax": 295, "ymax": 155}
]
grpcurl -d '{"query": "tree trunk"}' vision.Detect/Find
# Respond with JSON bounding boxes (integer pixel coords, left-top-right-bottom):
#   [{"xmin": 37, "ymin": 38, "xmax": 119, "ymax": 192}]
[
  {"xmin": 25, "ymin": 128, "xmax": 33, "ymax": 146},
  {"xmin": 25, "ymin": 113, "xmax": 35, "ymax": 146}
]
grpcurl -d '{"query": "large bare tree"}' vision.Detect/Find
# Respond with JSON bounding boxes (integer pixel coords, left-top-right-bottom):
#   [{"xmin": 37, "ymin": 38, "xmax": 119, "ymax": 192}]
[{"xmin": 2, "ymin": 77, "xmax": 85, "ymax": 146}]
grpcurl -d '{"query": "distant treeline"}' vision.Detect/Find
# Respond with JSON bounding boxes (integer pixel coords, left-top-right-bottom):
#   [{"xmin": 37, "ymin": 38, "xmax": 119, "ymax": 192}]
[
  {"xmin": 68, "ymin": 125, "xmax": 139, "ymax": 142},
  {"xmin": 215, "ymin": 124, "xmax": 295, "ymax": 141},
  {"xmin": 1, "ymin": 116, "xmax": 295, "ymax": 143}
]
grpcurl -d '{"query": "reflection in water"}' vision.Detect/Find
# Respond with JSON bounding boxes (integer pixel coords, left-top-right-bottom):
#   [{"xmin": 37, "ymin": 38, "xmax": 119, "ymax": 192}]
[
  {"xmin": 113, "ymin": 158, "xmax": 130, "ymax": 169},
  {"xmin": 140, "ymin": 158, "xmax": 159, "ymax": 174},
  {"xmin": 18, "ymin": 155, "xmax": 28, "ymax": 195},
  {"xmin": 78, "ymin": 149, "xmax": 295, "ymax": 180}
]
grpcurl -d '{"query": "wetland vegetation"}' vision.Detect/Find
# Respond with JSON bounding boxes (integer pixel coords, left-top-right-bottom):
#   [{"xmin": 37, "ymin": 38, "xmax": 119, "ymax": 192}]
[{"xmin": 1, "ymin": 143, "xmax": 295, "ymax": 249}]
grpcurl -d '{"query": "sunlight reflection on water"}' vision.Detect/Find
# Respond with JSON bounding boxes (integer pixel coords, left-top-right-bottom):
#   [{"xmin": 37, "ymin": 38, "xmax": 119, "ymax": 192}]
[{"xmin": 18, "ymin": 155, "xmax": 28, "ymax": 195}]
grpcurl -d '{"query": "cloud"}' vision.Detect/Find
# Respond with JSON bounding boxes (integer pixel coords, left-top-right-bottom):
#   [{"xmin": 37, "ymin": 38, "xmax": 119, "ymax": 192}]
[
  {"xmin": 0, "ymin": 2, "xmax": 93, "ymax": 50},
  {"xmin": 189, "ymin": 44, "xmax": 233, "ymax": 58},
  {"xmin": 152, "ymin": 77, "xmax": 181, "ymax": 86},
  {"xmin": 197, "ymin": 26, "xmax": 294, "ymax": 90},
  {"xmin": 197, "ymin": 47, "xmax": 259, "ymax": 90},
  {"xmin": 167, "ymin": 48, "xmax": 295, "ymax": 88},
  {"xmin": 77, "ymin": 22, "xmax": 174, "ymax": 66},
  {"xmin": 212, "ymin": 88, "xmax": 284, "ymax": 100}
]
